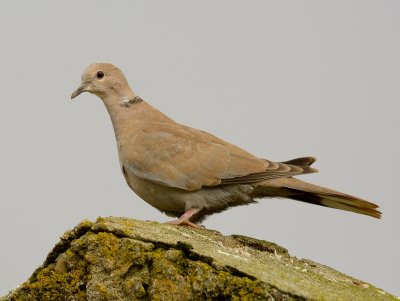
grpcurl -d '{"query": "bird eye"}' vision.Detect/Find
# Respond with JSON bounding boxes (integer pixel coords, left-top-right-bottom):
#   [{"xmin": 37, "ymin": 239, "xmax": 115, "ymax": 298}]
[{"xmin": 96, "ymin": 71, "xmax": 104, "ymax": 79}]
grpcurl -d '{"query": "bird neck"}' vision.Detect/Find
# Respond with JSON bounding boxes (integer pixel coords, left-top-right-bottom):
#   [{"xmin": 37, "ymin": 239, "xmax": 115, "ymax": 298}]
[{"xmin": 101, "ymin": 95, "xmax": 174, "ymax": 140}]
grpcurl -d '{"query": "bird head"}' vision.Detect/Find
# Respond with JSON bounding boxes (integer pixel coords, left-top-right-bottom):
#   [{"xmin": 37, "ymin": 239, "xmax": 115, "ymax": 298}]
[{"xmin": 71, "ymin": 63, "xmax": 134, "ymax": 101}]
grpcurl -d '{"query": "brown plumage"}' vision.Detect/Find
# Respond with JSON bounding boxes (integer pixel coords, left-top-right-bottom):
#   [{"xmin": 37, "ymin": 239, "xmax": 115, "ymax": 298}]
[{"xmin": 71, "ymin": 63, "xmax": 381, "ymax": 227}]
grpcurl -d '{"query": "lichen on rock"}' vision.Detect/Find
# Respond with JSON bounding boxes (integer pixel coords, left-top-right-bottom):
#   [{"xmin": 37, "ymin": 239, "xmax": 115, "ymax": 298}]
[{"xmin": 1, "ymin": 217, "xmax": 397, "ymax": 301}]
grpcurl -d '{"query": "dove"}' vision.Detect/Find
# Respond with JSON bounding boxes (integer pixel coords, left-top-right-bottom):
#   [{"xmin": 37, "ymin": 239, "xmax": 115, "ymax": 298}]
[{"xmin": 71, "ymin": 63, "xmax": 381, "ymax": 228}]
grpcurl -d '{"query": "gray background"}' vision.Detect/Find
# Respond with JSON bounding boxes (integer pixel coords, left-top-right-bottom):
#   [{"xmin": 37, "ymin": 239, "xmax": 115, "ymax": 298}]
[{"xmin": 0, "ymin": 0, "xmax": 399, "ymax": 297}]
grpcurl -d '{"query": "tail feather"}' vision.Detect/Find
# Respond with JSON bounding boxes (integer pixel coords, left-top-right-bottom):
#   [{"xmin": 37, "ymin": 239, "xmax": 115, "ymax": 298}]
[
  {"xmin": 253, "ymin": 177, "xmax": 381, "ymax": 219},
  {"xmin": 285, "ymin": 188, "xmax": 381, "ymax": 219},
  {"xmin": 280, "ymin": 157, "xmax": 318, "ymax": 174},
  {"xmin": 281, "ymin": 156, "xmax": 317, "ymax": 167}
]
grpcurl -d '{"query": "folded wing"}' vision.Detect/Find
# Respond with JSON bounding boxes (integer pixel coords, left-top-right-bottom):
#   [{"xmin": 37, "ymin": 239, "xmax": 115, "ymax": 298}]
[{"xmin": 123, "ymin": 122, "xmax": 316, "ymax": 191}]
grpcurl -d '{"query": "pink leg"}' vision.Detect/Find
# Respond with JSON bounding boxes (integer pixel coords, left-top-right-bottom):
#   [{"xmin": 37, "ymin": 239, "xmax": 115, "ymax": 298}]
[{"xmin": 166, "ymin": 208, "xmax": 202, "ymax": 228}]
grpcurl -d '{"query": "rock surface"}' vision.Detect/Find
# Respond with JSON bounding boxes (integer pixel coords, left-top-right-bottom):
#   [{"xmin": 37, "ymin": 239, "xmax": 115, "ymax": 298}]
[{"xmin": 1, "ymin": 217, "xmax": 397, "ymax": 301}]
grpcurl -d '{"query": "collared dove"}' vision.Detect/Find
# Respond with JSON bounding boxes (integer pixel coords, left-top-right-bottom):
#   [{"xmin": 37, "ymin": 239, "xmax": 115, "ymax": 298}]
[{"xmin": 71, "ymin": 63, "xmax": 381, "ymax": 228}]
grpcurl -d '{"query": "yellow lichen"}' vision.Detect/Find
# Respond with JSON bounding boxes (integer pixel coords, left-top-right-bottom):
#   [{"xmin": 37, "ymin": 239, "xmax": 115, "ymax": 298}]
[{"xmin": 4, "ymin": 217, "xmax": 394, "ymax": 301}]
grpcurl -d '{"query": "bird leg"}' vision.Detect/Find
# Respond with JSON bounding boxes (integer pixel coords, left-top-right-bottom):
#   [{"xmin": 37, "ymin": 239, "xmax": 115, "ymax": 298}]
[{"xmin": 166, "ymin": 208, "xmax": 202, "ymax": 228}]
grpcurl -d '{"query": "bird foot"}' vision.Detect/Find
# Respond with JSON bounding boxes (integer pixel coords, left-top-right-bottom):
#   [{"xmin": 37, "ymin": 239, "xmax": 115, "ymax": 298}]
[
  {"xmin": 165, "ymin": 208, "xmax": 204, "ymax": 229},
  {"xmin": 166, "ymin": 219, "xmax": 203, "ymax": 229}
]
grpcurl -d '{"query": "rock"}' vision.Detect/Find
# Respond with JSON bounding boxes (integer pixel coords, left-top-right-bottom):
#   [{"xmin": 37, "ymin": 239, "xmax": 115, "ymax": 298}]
[{"xmin": 1, "ymin": 217, "xmax": 397, "ymax": 301}]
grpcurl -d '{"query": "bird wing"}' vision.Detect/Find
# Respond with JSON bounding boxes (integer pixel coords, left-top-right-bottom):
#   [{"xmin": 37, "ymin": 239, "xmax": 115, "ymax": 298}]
[{"xmin": 123, "ymin": 122, "xmax": 313, "ymax": 191}]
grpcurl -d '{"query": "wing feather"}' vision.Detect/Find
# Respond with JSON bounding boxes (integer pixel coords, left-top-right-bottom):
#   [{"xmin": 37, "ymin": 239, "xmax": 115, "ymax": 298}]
[{"xmin": 123, "ymin": 122, "xmax": 315, "ymax": 191}]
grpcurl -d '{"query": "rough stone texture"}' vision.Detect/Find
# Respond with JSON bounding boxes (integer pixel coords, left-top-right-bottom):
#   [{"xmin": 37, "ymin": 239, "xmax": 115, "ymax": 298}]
[{"xmin": 1, "ymin": 217, "xmax": 397, "ymax": 301}]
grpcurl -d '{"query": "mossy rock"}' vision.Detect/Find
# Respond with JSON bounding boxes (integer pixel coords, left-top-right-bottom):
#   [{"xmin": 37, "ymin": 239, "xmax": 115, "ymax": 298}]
[{"xmin": 1, "ymin": 217, "xmax": 397, "ymax": 301}]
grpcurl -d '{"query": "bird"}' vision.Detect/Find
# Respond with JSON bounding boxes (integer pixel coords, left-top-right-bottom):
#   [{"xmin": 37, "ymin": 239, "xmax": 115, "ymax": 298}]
[{"xmin": 71, "ymin": 63, "xmax": 381, "ymax": 228}]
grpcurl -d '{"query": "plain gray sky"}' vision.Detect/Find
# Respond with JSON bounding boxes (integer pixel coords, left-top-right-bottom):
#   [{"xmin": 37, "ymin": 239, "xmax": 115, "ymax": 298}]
[{"xmin": 0, "ymin": 0, "xmax": 399, "ymax": 297}]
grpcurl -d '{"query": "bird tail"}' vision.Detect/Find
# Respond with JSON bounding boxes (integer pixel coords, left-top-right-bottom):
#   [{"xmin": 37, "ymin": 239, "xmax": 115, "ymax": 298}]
[{"xmin": 253, "ymin": 177, "xmax": 381, "ymax": 219}]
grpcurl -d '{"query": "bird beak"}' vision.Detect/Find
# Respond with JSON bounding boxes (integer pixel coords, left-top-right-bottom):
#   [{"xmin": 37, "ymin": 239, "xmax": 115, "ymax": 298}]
[{"xmin": 71, "ymin": 83, "xmax": 88, "ymax": 99}]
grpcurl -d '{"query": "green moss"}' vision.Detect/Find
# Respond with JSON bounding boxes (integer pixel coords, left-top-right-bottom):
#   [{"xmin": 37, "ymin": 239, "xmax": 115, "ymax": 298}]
[
  {"xmin": 2, "ymin": 217, "xmax": 397, "ymax": 301},
  {"xmin": 10, "ymin": 264, "xmax": 87, "ymax": 301},
  {"xmin": 143, "ymin": 247, "xmax": 278, "ymax": 300},
  {"xmin": 5, "ymin": 231, "xmax": 278, "ymax": 300},
  {"xmin": 232, "ymin": 235, "xmax": 289, "ymax": 255}
]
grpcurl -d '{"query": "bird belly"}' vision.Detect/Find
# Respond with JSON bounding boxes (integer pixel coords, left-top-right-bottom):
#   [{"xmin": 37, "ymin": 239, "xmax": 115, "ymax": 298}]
[
  {"xmin": 124, "ymin": 171, "xmax": 187, "ymax": 213},
  {"xmin": 123, "ymin": 169, "xmax": 255, "ymax": 216}
]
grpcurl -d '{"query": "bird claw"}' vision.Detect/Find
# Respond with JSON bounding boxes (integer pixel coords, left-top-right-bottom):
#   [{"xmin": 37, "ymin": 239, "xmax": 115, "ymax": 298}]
[
  {"xmin": 166, "ymin": 219, "xmax": 204, "ymax": 229},
  {"xmin": 165, "ymin": 208, "xmax": 204, "ymax": 229}
]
